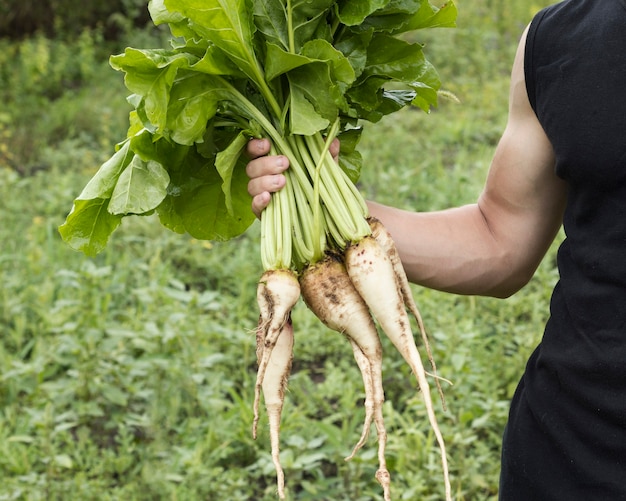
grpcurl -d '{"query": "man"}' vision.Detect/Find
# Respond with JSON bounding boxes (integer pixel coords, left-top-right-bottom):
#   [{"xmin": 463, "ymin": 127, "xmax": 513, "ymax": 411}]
[{"xmin": 245, "ymin": 0, "xmax": 626, "ymax": 498}]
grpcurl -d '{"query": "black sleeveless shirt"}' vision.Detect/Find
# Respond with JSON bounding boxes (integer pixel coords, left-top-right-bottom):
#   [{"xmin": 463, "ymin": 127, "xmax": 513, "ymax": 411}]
[{"xmin": 499, "ymin": 0, "xmax": 626, "ymax": 498}]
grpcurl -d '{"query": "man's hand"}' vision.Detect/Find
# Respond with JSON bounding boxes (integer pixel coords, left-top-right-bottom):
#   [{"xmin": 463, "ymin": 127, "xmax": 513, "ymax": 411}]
[
  {"xmin": 246, "ymin": 139, "xmax": 289, "ymax": 218},
  {"xmin": 246, "ymin": 137, "xmax": 340, "ymax": 218}
]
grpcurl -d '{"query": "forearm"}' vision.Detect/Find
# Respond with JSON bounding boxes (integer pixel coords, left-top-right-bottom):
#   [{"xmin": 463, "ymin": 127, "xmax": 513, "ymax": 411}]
[{"xmin": 367, "ymin": 201, "xmax": 534, "ymax": 298}]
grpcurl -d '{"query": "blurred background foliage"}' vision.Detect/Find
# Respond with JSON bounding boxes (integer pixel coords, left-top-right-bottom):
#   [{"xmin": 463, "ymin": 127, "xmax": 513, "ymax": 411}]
[{"xmin": 0, "ymin": 0, "xmax": 150, "ymax": 39}]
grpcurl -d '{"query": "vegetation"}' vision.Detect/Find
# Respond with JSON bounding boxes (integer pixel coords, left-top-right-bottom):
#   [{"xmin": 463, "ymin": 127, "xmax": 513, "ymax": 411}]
[{"xmin": 1, "ymin": 1, "xmax": 557, "ymax": 499}]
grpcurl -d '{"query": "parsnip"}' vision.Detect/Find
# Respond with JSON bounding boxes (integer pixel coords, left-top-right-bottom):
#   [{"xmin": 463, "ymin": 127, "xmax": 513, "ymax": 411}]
[
  {"xmin": 300, "ymin": 254, "xmax": 390, "ymax": 500},
  {"xmin": 257, "ymin": 315, "xmax": 295, "ymax": 500},
  {"xmin": 253, "ymin": 269, "xmax": 300, "ymax": 440},
  {"xmin": 344, "ymin": 236, "xmax": 451, "ymax": 501}
]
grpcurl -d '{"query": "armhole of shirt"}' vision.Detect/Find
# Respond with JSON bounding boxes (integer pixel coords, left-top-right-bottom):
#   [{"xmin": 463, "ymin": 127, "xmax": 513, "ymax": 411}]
[{"xmin": 524, "ymin": 8, "xmax": 549, "ymax": 114}]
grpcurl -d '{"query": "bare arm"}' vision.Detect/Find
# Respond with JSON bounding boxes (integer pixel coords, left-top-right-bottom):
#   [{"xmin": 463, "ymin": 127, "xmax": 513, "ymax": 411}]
[
  {"xmin": 246, "ymin": 26, "xmax": 567, "ymax": 298},
  {"xmin": 370, "ymin": 26, "xmax": 566, "ymax": 297}
]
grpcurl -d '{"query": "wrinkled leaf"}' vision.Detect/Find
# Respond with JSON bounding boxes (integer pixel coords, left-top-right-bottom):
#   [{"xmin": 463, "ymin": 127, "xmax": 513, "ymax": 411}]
[
  {"xmin": 337, "ymin": 0, "xmax": 390, "ymax": 26},
  {"xmin": 165, "ymin": 0, "xmax": 262, "ymax": 85},
  {"xmin": 301, "ymin": 40, "xmax": 356, "ymax": 90},
  {"xmin": 336, "ymin": 127, "xmax": 364, "ymax": 183},
  {"xmin": 110, "ymin": 48, "xmax": 197, "ymax": 133},
  {"xmin": 215, "ymin": 131, "xmax": 249, "ymax": 216},
  {"xmin": 108, "ymin": 156, "xmax": 170, "ymax": 215},
  {"xmin": 162, "ymin": 146, "xmax": 255, "ymax": 240},
  {"xmin": 348, "ymin": 33, "xmax": 440, "ymax": 116},
  {"xmin": 399, "ymin": 0, "xmax": 458, "ymax": 32},
  {"xmin": 191, "ymin": 44, "xmax": 246, "ymax": 77},
  {"xmin": 77, "ymin": 141, "xmax": 133, "ymax": 200},
  {"xmin": 174, "ymin": 180, "xmax": 254, "ymax": 241},
  {"xmin": 58, "ymin": 199, "xmax": 123, "ymax": 256}
]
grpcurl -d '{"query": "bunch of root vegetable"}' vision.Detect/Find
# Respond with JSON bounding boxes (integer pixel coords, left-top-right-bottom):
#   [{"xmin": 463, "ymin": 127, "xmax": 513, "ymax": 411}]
[
  {"xmin": 252, "ymin": 124, "xmax": 451, "ymax": 500},
  {"xmin": 256, "ymin": 215, "xmax": 451, "ymax": 501},
  {"xmin": 59, "ymin": 0, "xmax": 457, "ymax": 499}
]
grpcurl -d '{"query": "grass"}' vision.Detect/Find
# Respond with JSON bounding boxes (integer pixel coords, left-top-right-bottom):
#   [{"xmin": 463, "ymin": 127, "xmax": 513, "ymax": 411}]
[{"xmin": 0, "ymin": 1, "xmax": 559, "ymax": 499}]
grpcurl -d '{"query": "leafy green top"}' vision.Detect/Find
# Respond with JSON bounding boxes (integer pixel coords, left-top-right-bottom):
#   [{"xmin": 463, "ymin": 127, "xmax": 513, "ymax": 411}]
[{"xmin": 59, "ymin": 0, "xmax": 457, "ymax": 256}]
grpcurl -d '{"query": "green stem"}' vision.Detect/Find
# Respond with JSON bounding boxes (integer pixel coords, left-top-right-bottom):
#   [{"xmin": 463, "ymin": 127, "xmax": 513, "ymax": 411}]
[
  {"xmin": 261, "ymin": 194, "xmax": 277, "ymax": 271},
  {"xmin": 216, "ymin": 76, "xmax": 316, "ymax": 206},
  {"xmin": 302, "ymin": 134, "xmax": 370, "ymax": 243},
  {"xmin": 312, "ymin": 133, "xmax": 369, "ymax": 219},
  {"xmin": 287, "ymin": 0, "xmax": 296, "ymax": 54},
  {"xmin": 311, "ymin": 119, "xmax": 340, "ymax": 259}
]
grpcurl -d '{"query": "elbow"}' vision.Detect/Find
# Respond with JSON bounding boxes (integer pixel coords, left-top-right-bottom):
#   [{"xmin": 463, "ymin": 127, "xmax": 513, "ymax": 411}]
[
  {"xmin": 486, "ymin": 260, "xmax": 537, "ymax": 299},
  {"xmin": 489, "ymin": 279, "xmax": 528, "ymax": 299}
]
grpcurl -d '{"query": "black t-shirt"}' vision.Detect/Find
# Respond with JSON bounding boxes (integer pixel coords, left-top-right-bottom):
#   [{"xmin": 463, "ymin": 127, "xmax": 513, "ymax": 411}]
[{"xmin": 500, "ymin": 0, "xmax": 626, "ymax": 498}]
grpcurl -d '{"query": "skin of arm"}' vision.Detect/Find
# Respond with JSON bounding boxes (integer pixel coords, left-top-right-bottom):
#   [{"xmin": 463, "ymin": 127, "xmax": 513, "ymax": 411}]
[{"xmin": 246, "ymin": 26, "xmax": 567, "ymax": 299}]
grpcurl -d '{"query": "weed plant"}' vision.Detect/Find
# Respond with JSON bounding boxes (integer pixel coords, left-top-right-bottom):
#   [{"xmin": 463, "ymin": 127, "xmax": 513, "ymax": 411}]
[{"xmin": 1, "ymin": 1, "xmax": 558, "ymax": 499}]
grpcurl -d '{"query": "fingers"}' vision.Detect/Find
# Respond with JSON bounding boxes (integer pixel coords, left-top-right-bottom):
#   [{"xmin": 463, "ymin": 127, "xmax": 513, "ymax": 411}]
[
  {"xmin": 245, "ymin": 136, "xmax": 338, "ymax": 218},
  {"xmin": 329, "ymin": 138, "xmax": 340, "ymax": 162},
  {"xmin": 247, "ymin": 150, "xmax": 290, "ymax": 218},
  {"xmin": 246, "ymin": 138, "xmax": 271, "ymax": 159},
  {"xmin": 251, "ymin": 192, "xmax": 274, "ymax": 219}
]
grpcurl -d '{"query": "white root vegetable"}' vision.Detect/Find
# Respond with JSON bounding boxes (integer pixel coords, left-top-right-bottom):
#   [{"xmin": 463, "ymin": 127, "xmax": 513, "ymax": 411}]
[
  {"xmin": 253, "ymin": 269, "xmax": 301, "ymax": 440},
  {"xmin": 344, "ymin": 235, "xmax": 452, "ymax": 501},
  {"xmin": 299, "ymin": 254, "xmax": 390, "ymax": 500},
  {"xmin": 257, "ymin": 315, "xmax": 294, "ymax": 500},
  {"xmin": 368, "ymin": 217, "xmax": 447, "ymax": 409}
]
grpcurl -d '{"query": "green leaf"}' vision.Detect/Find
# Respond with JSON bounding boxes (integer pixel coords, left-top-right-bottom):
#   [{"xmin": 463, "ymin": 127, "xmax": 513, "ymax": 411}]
[
  {"xmin": 215, "ymin": 131, "xmax": 249, "ymax": 216},
  {"xmin": 165, "ymin": 0, "xmax": 262, "ymax": 86},
  {"xmin": 174, "ymin": 181, "xmax": 254, "ymax": 241},
  {"xmin": 359, "ymin": 33, "xmax": 431, "ymax": 85},
  {"xmin": 166, "ymin": 75, "xmax": 220, "ymax": 145},
  {"xmin": 290, "ymin": 0, "xmax": 335, "ymax": 50},
  {"xmin": 130, "ymin": 130, "xmax": 191, "ymax": 167},
  {"xmin": 58, "ymin": 199, "xmax": 123, "ymax": 256},
  {"xmin": 288, "ymin": 66, "xmax": 338, "ymax": 135},
  {"xmin": 301, "ymin": 40, "xmax": 356, "ymax": 90},
  {"xmin": 334, "ymin": 31, "xmax": 372, "ymax": 79},
  {"xmin": 254, "ymin": 0, "xmax": 334, "ymax": 52},
  {"xmin": 336, "ymin": 127, "xmax": 364, "ymax": 183},
  {"xmin": 54, "ymin": 455, "xmax": 74, "ymax": 469},
  {"xmin": 285, "ymin": 44, "xmax": 354, "ymax": 134},
  {"xmin": 110, "ymin": 48, "xmax": 196, "ymax": 133},
  {"xmin": 289, "ymin": 86, "xmax": 330, "ymax": 135},
  {"xmin": 265, "ymin": 39, "xmax": 354, "ymax": 87},
  {"xmin": 149, "ymin": 0, "xmax": 197, "ymax": 38},
  {"xmin": 101, "ymin": 384, "xmax": 129, "ymax": 406},
  {"xmin": 156, "ymin": 196, "xmax": 187, "ymax": 234},
  {"xmin": 164, "ymin": 146, "xmax": 255, "ymax": 241},
  {"xmin": 108, "ymin": 156, "xmax": 170, "ymax": 215},
  {"xmin": 348, "ymin": 33, "xmax": 440, "ymax": 116},
  {"xmin": 264, "ymin": 43, "xmax": 312, "ymax": 81},
  {"xmin": 8, "ymin": 435, "xmax": 35, "ymax": 444},
  {"xmin": 398, "ymin": 0, "xmax": 458, "ymax": 33},
  {"xmin": 77, "ymin": 141, "xmax": 133, "ymax": 200},
  {"xmin": 191, "ymin": 45, "xmax": 246, "ymax": 77},
  {"xmin": 337, "ymin": 0, "xmax": 391, "ymax": 26},
  {"xmin": 409, "ymin": 59, "xmax": 440, "ymax": 111},
  {"xmin": 253, "ymin": 0, "xmax": 289, "ymax": 50},
  {"xmin": 148, "ymin": 0, "xmax": 185, "ymax": 25},
  {"xmin": 355, "ymin": 0, "xmax": 422, "ymax": 33}
]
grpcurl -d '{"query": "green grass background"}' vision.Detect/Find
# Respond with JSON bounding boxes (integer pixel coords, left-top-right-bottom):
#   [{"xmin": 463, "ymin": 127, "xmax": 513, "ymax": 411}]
[{"xmin": 0, "ymin": 1, "xmax": 559, "ymax": 499}]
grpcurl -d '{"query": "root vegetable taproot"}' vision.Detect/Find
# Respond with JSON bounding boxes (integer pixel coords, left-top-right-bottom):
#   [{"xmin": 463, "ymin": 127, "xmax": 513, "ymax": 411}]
[
  {"xmin": 368, "ymin": 217, "xmax": 448, "ymax": 409},
  {"xmin": 253, "ymin": 269, "xmax": 300, "ymax": 440},
  {"xmin": 257, "ymin": 314, "xmax": 294, "ymax": 500},
  {"xmin": 344, "ymin": 235, "xmax": 452, "ymax": 501},
  {"xmin": 299, "ymin": 254, "xmax": 390, "ymax": 500}
]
